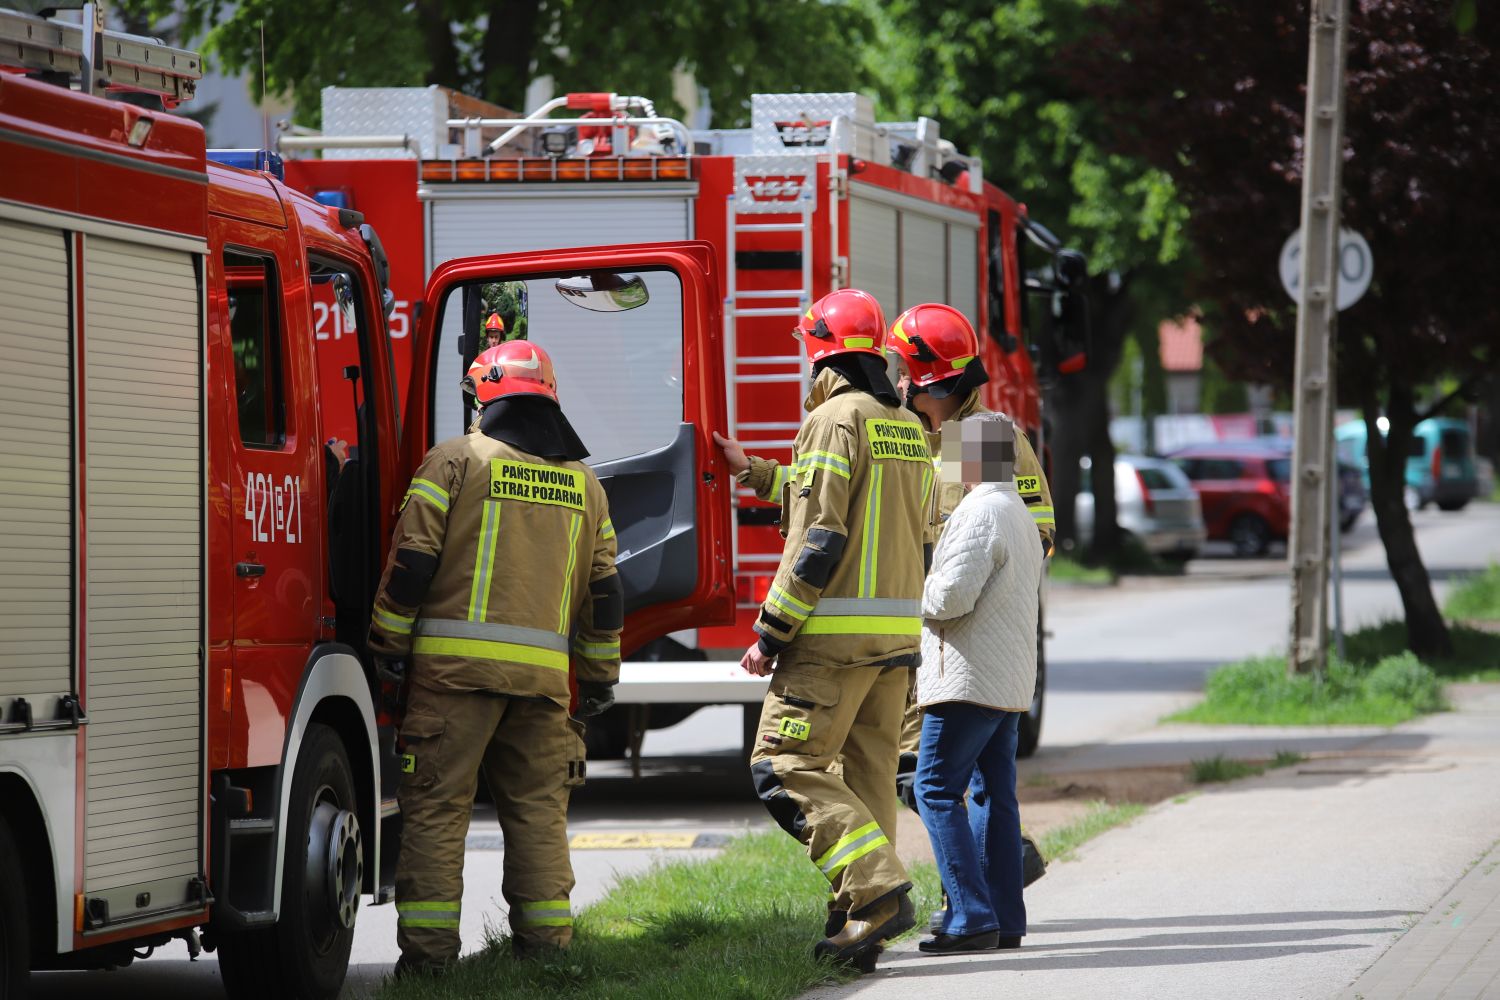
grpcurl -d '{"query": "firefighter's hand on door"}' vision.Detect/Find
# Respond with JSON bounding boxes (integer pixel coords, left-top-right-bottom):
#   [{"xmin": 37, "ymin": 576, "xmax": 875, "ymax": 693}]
[{"xmin": 713, "ymin": 432, "xmax": 750, "ymax": 476}]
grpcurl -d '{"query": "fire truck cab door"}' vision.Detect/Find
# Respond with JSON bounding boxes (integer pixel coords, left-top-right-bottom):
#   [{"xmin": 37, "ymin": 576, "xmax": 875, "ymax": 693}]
[{"xmin": 405, "ymin": 241, "xmax": 732, "ymax": 655}]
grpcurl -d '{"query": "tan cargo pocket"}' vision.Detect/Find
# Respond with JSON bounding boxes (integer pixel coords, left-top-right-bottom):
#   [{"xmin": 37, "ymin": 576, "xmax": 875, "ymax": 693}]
[
  {"xmin": 766, "ymin": 672, "xmax": 840, "ymax": 750},
  {"xmin": 397, "ymin": 711, "xmax": 447, "ymax": 791},
  {"xmin": 564, "ymin": 717, "xmax": 588, "ymax": 788}
]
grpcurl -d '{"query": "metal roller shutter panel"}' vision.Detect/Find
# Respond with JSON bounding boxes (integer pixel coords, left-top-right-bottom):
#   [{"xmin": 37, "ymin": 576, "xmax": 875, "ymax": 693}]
[
  {"xmin": 849, "ymin": 196, "xmax": 898, "ymax": 324},
  {"xmin": 82, "ymin": 236, "xmax": 203, "ymax": 899},
  {"xmin": 0, "ymin": 220, "xmax": 72, "ymax": 717},
  {"xmin": 900, "ymin": 213, "xmax": 946, "ymax": 311},
  {"xmin": 948, "ymin": 224, "xmax": 979, "ymax": 326},
  {"xmin": 427, "ymin": 193, "xmax": 691, "ymax": 463}
]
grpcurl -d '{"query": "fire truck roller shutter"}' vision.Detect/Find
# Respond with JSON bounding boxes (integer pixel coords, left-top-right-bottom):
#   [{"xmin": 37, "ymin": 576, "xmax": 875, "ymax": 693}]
[
  {"xmin": 81, "ymin": 235, "xmax": 205, "ymax": 921},
  {"xmin": 425, "ymin": 188, "xmax": 692, "ymax": 450},
  {"xmin": 0, "ymin": 220, "xmax": 73, "ymax": 724},
  {"xmin": 849, "ymin": 186, "xmax": 980, "ymax": 332}
]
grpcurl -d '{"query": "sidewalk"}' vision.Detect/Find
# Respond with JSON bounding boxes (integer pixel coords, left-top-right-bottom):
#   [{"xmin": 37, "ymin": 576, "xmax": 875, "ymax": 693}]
[{"xmin": 806, "ymin": 684, "xmax": 1500, "ymax": 1000}]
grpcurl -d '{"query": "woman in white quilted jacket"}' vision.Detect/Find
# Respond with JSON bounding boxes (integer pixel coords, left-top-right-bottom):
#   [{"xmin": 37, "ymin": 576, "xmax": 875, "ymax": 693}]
[{"xmin": 914, "ymin": 412, "xmax": 1042, "ymax": 954}]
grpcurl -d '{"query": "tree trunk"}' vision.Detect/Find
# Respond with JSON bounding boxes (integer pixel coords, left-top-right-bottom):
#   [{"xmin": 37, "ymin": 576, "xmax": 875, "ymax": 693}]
[
  {"xmin": 1049, "ymin": 377, "xmax": 1090, "ymax": 552},
  {"xmin": 481, "ymin": 0, "xmax": 545, "ymax": 111},
  {"xmin": 414, "ymin": 0, "xmax": 462, "ymax": 91},
  {"xmin": 1362, "ymin": 383, "xmax": 1453, "ymax": 658}
]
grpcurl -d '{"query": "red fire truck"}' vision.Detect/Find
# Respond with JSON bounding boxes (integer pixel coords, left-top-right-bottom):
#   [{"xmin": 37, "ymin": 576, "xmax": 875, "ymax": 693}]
[
  {"xmin": 0, "ymin": 10, "xmax": 730, "ymax": 997},
  {"xmin": 281, "ymin": 87, "xmax": 1087, "ymax": 758}
]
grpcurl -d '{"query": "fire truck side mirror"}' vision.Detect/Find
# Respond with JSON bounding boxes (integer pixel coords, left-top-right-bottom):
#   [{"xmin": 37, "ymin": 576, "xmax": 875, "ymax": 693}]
[{"xmin": 554, "ymin": 272, "xmax": 650, "ymax": 313}]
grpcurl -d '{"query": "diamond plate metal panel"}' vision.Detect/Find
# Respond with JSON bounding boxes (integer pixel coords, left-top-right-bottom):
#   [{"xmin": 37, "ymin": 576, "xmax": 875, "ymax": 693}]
[
  {"xmin": 320, "ymin": 86, "xmax": 446, "ymax": 158},
  {"xmin": 750, "ymin": 92, "xmax": 875, "ymax": 155},
  {"xmin": 733, "ymin": 154, "xmax": 815, "ymax": 214}
]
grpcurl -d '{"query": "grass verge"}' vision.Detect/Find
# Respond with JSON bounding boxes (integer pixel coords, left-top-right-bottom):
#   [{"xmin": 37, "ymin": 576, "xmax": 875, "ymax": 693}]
[
  {"xmin": 1344, "ymin": 619, "xmax": 1500, "ymax": 682},
  {"xmin": 1445, "ymin": 562, "xmax": 1500, "ymax": 623},
  {"xmin": 378, "ymin": 831, "xmax": 858, "ymax": 1000},
  {"xmin": 1189, "ymin": 749, "xmax": 1305, "ymax": 784},
  {"xmin": 1034, "ymin": 800, "xmax": 1147, "ymax": 863},
  {"xmin": 1049, "ymin": 555, "xmax": 1114, "ymax": 585}
]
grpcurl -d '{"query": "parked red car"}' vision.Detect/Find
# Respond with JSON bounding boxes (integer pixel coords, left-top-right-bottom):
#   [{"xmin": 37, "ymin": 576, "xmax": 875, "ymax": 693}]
[{"xmin": 1167, "ymin": 444, "xmax": 1293, "ymax": 556}]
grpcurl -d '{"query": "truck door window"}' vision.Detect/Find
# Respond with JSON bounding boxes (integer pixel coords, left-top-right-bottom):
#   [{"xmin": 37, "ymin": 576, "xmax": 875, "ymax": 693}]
[
  {"xmin": 309, "ymin": 256, "xmax": 380, "ymax": 644},
  {"xmin": 432, "ymin": 269, "xmax": 684, "ymax": 465},
  {"xmin": 224, "ymin": 250, "xmax": 288, "ymax": 448}
]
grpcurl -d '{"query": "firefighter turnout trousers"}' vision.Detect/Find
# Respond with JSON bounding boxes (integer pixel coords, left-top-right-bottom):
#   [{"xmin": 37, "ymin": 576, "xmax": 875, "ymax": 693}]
[
  {"xmin": 395, "ymin": 683, "xmax": 587, "ymax": 962},
  {"xmin": 744, "ymin": 369, "xmax": 929, "ymax": 917},
  {"xmin": 751, "ymin": 660, "xmax": 912, "ymax": 915}
]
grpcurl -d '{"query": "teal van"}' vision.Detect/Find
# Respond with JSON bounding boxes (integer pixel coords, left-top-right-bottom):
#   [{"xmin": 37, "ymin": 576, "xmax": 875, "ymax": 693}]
[{"xmin": 1335, "ymin": 417, "xmax": 1478, "ymax": 511}]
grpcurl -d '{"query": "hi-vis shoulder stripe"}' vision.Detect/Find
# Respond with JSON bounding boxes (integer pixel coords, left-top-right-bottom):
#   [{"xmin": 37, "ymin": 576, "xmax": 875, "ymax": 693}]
[
  {"xmin": 600, "ymin": 517, "xmax": 616, "ymax": 540},
  {"xmin": 405, "ymin": 477, "xmax": 451, "ymax": 513},
  {"xmin": 767, "ymin": 585, "xmax": 813, "ymax": 622}
]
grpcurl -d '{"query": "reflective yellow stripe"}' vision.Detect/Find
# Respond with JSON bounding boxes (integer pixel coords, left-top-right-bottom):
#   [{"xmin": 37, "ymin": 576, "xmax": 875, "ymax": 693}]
[
  {"xmin": 921, "ymin": 461, "xmax": 934, "ymax": 516},
  {"xmin": 373, "ymin": 607, "xmax": 414, "ymax": 635},
  {"xmin": 406, "ymin": 477, "xmax": 451, "ymax": 513},
  {"xmin": 950, "ymin": 354, "xmax": 975, "ymax": 370},
  {"xmin": 800, "ymin": 615, "xmax": 921, "ymax": 636},
  {"xmin": 558, "ymin": 513, "xmax": 583, "ymax": 632},
  {"xmin": 767, "ymin": 585, "xmax": 813, "ymax": 622},
  {"xmin": 468, "ymin": 501, "xmax": 502, "ymax": 622},
  {"xmin": 843, "ymin": 337, "xmax": 875, "ymax": 349},
  {"xmin": 859, "ymin": 464, "xmax": 883, "ymax": 597},
  {"xmin": 573, "ymin": 639, "xmax": 620, "ymax": 660},
  {"xmin": 411, "ymin": 636, "xmax": 568, "ymax": 672},
  {"xmin": 825, "ymin": 832, "xmax": 891, "ymax": 878},
  {"xmin": 600, "ymin": 517, "xmax": 616, "ymax": 540},
  {"xmin": 397, "ymin": 900, "xmax": 461, "ymax": 928},
  {"xmin": 1031, "ymin": 506, "xmax": 1056, "ymax": 525},
  {"xmin": 771, "ymin": 464, "xmax": 792, "ymax": 497},
  {"xmin": 796, "ymin": 451, "xmax": 852, "ymax": 479},
  {"xmin": 517, "ymin": 900, "xmax": 573, "ymax": 927}
]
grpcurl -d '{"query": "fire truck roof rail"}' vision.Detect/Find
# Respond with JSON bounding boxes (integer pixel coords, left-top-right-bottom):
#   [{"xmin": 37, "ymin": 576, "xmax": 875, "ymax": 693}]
[{"xmin": 0, "ymin": 5, "xmax": 201, "ymax": 105}]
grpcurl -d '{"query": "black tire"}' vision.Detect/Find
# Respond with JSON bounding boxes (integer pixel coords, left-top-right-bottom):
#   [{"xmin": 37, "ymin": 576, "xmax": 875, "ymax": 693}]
[
  {"xmin": 1437, "ymin": 499, "xmax": 1470, "ymax": 512},
  {"xmin": 1017, "ymin": 610, "xmax": 1045, "ymax": 759},
  {"xmin": 1229, "ymin": 514, "xmax": 1272, "ymax": 558},
  {"xmin": 0, "ymin": 815, "xmax": 30, "ymax": 1000},
  {"xmin": 219, "ymin": 723, "xmax": 362, "ymax": 1000}
]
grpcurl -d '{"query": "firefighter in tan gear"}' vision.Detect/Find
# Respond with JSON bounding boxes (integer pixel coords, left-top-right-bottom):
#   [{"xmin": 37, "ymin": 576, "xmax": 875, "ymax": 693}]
[
  {"xmin": 368, "ymin": 340, "xmax": 622, "ymax": 976},
  {"xmin": 738, "ymin": 289, "xmax": 931, "ymax": 968}
]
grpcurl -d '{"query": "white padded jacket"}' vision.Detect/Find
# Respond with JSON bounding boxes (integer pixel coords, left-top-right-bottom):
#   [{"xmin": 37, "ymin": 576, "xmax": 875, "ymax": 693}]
[{"xmin": 918, "ymin": 482, "xmax": 1041, "ymax": 711}]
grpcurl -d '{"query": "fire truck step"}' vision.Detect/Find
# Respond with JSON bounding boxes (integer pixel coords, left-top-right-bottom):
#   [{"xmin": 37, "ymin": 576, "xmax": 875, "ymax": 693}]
[
  {"xmin": 734, "ymin": 223, "xmax": 805, "ymax": 233},
  {"xmin": 732, "ymin": 307, "xmax": 804, "ymax": 318},
  {"xmin": 738, "ymin": 355, "xmax": 804, "ymax": 366},
  {"xmin": 736, "ymin": 289, "xmax": 804, "ymax": 300},
  {"xmin": 227, "ymin": 818, "xmax": 275, "ymax": 835}
]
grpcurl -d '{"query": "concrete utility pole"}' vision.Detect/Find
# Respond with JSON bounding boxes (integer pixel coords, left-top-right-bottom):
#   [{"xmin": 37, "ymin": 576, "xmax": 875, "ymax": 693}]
[{"xmin": 1288, "ymin": 0, "xmax": 1349, "ymax": 676}]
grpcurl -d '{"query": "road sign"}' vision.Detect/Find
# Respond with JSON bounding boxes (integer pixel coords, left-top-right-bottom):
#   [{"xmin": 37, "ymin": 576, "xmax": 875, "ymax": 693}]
[{"xmin": 1279, "ymin": 227, "xmax": 1373, "ymax": 311}]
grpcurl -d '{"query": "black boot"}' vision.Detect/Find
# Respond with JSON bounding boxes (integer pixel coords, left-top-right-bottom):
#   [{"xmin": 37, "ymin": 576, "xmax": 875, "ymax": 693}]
[{"xmin": 919, "ymin": 930, "xmax": 1000, "ymax": 954}]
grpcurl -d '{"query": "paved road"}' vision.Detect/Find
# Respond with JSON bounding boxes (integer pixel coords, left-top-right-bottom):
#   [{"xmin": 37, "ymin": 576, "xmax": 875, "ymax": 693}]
[{"xmin": 31, "ymin": 503, "xmax": 1499, "ymax": 998}]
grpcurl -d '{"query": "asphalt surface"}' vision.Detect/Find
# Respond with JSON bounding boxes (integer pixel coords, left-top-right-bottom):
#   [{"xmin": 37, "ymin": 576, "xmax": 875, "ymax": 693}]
[{"xmin": 29, "ymin": 502, "xmax": 1500, "ymax": 998}]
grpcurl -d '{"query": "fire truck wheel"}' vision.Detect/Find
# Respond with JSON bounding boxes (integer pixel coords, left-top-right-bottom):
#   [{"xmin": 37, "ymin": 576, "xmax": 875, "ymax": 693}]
[
  {"xmin": 219, "ymin": 723, "xmax": 359, "ymax": 1000},
  {"xmin": 0, "ymin": 814, "xmax": 30, "ymax": 1000},
  {"xmin": 1016, "ymin": 610, "xmax": 1045, "ymax": 759}
]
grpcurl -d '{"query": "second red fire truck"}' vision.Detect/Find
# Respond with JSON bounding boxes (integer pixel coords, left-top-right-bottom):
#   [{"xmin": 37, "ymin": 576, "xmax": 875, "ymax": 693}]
[{"xmin": 280, "ymin": 85, "xmax": 1088, "ymax": 760}]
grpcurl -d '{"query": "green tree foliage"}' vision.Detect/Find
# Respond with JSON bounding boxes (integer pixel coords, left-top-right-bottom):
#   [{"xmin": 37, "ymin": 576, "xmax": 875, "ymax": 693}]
[
  {"xmin": 119, "ymin": 0, "xmax": 875, "ymax": 126},
  {"xmin": 860, "ymin": 0, "xmax": 1192, "ymax": 553},
  {"xmin": 1072, "ymin": 0, "xmax": 1500, "ymax": 656}
]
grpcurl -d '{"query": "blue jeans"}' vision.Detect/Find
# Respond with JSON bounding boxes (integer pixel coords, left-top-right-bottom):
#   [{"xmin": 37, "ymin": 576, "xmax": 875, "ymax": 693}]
[{"xmin": 914, "ymin": 704, "xmax": 1025, "ymax": 937}]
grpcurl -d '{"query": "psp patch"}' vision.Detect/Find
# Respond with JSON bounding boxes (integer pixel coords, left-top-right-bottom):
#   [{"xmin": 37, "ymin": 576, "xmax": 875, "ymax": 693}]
[
  {"xmin": 400, "ymin": 753, "xmax": 416, "ymax": 774},
  {"xmin": 865, "ymin": 418, "xmax": 930, "ymax": 462},
  {"xmin": 778, "ymin": 717, "xmax": 812, "ymax": 741},
  {"xmin": 489, "ymin": 459, "xmax": 586, "ymax": 511},
  {"xmin": 1016, "ymin": 475, "xmax": 1042, "ymax": 495}
]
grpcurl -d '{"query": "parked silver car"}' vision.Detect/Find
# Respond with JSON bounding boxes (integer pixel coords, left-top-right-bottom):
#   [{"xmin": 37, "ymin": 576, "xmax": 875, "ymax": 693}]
[{"xmin": 1076, "ymin": 455, "xmax": 1207, "ymax": 561}]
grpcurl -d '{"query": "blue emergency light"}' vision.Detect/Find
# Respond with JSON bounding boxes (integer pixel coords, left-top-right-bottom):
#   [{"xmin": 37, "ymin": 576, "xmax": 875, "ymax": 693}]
[{"xmin": 207, "ymin": 149, "xmax": 285, "ymax": 181}]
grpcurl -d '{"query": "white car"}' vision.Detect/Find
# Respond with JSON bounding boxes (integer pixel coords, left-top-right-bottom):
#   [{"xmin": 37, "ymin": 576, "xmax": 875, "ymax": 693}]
[{"xmin": 1076, "ymin": 455, "xmax": 1207, "ymax": 561}]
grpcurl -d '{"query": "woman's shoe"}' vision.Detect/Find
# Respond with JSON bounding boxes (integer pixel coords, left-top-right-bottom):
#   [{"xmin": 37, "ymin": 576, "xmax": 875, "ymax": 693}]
[
  {"xmin": 995, "ymin": 935, "xmax": 1022, "ymax": 950},
  {"xmin": 918, "ymin": 930, "xmax": 1000, "ymax": 954}
]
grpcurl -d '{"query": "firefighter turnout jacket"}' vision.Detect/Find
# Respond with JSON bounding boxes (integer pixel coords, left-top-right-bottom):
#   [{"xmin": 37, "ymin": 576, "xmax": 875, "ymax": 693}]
[
  {"xmin": 744, "ymin": 368, "xmax": 932, "ymax": 668},
  {"xmin": 369, "ymin": 432, "xmax": 622, "ymax": 704},
  {"xmin": 743, "ymin": 389, "xmax": 1054, "ymax": 552}
]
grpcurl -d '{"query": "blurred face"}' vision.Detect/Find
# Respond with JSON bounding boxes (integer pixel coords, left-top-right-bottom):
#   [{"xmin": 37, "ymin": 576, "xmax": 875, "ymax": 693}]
[
  {"xmin": 940, "ymin": 415, "xmax": 1016, "ymax": 487},
  {"xmin": 485, "ymin": 331, "xmax": 503, "ymax": 349}
]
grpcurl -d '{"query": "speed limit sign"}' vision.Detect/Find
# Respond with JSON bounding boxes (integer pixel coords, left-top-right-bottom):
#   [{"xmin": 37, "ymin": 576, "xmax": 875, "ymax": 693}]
[{"xmin": 1279, "ymin": 228, "xmax": 1373, "ymax": 311}]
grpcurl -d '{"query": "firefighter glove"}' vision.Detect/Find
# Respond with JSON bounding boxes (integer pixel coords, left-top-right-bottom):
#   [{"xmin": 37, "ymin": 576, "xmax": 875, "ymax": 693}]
[
  {"xmin": 576, "ymin": 681, "xmax": 616, "ymax": 719},
  {"xmin": 895, "ymin": 751, "xmax": 919, "ymax": 812}
]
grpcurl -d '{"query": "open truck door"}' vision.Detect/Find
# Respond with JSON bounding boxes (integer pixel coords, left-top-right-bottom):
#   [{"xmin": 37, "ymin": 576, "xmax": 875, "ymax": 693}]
[{"xmin": 402, "ymin": 241, "xmax": 734, "ymax": 654}]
